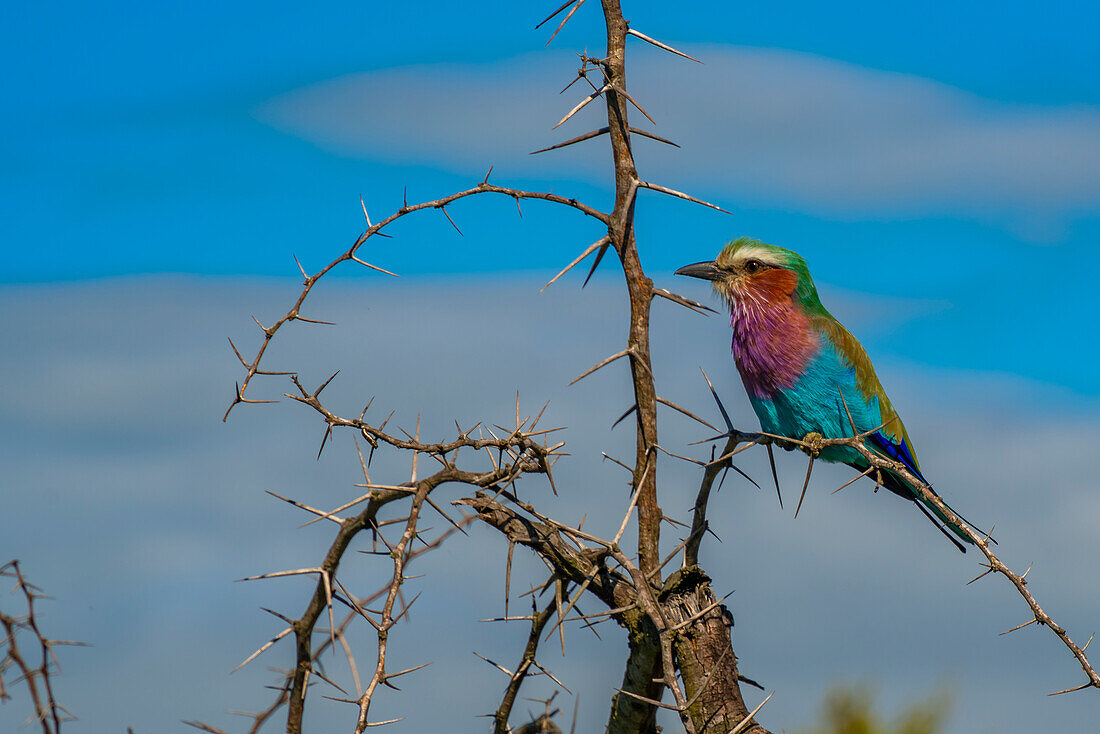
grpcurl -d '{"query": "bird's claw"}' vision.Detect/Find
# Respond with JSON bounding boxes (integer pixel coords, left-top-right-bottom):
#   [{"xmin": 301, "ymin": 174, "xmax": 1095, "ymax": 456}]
[{"xmin": 801, "ymin": 432, "xmax": 825, "ymax": 457}]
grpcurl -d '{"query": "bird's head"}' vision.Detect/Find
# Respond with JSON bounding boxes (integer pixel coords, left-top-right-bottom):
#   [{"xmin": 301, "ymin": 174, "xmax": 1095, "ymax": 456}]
[{"xmin": 675, "ymin": 237, "xmax": 820, "ymax": 310}]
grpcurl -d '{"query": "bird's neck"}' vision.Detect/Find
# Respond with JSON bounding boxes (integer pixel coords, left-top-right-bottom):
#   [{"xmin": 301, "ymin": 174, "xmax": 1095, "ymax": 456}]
[{"xmin": 729, "ymin": 292, "xmax": 820, "ymax": 399}]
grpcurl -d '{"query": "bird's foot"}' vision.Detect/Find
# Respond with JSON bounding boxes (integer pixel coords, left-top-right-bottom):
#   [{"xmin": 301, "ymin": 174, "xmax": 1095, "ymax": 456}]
[{"xmin": 801, "ymin": 432, "xmax": 825, "ymax": 457}]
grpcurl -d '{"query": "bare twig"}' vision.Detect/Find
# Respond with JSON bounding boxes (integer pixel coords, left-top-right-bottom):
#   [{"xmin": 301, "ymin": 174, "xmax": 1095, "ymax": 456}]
[
  {"xmin": 542, "ymin": 237, "xmax": 611, "ymax": 292},
  {"xmin": 626, "ymin": 27, "xmax": 702, "ymax": 63},
  {"xmin": 223, "ymin": 183, "xmax": 607, "ymax": 421},
  {"xmin": 1, "ymin": 560, "xmax": 79, "ymax": 734},
  {"xmin": 637, "ymin": 180, "xmax": 732, "ymax": 214}
]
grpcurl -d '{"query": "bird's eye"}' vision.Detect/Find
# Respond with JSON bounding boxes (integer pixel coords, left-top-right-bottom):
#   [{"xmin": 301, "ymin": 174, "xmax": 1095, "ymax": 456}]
[{"xmin": 744, "ymin": 259, "xmax": 764, "ymax": 274}]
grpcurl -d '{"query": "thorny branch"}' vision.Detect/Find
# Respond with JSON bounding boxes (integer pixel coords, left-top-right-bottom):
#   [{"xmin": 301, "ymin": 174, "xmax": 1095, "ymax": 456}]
[
  {"xmin": 1, "ymin": 561, "xmax": 83, "ymax": 734},
  {"xmin": 488, "ymin": 594, "xmax": 559, "ymax": 734},
  {"xmin": 209, "ymin": 405, "xmax": 561, "ymax": 734},
  {"xmin": 222, "ymin": 184, "xmax": 607, "ymax": 423},
  {"xmin": 700, "ymin": 426, "xmax": 1100, "ymax": 697},
  {"xmin": 349, "ymin": 483, "xmax": 431, "ymax": 733},
  {"xmin": 187, "ymin": 510, "xmax": 476, "ymax": 734}
]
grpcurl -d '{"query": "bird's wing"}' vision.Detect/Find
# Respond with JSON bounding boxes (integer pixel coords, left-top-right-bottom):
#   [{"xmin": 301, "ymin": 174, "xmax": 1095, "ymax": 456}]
[
  {"xmin": 809, "ymin": 311, "xmax": 925, "ymax": 481},
  {"xmin": 808, "ymin": 307, "xmax": 979, "ymax": 551}
]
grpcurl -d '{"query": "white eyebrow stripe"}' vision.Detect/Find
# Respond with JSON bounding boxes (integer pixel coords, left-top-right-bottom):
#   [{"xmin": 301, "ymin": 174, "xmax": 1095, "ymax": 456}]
[{"xmin": 730, "ymin": 245, "xmax": 784, "ymax": 267}]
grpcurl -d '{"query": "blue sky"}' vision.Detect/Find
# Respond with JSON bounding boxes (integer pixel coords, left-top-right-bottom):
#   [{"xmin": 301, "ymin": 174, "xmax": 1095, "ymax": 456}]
[{"xmin": 2, "ymin": 2, "xmax": 1099, "ymax": 732}]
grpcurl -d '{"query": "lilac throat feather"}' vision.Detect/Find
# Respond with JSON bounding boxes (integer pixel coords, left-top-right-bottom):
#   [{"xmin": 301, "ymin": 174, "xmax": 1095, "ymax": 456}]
[{"xmin": 729, "ymin": 290, "xmax": 820, "ymax": 400}]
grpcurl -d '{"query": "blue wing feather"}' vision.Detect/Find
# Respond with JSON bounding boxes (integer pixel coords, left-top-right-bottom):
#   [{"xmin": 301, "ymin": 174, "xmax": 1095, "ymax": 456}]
[{"xmin": 867, "ymin": 431, "xmax": 928, "ymax": 486}]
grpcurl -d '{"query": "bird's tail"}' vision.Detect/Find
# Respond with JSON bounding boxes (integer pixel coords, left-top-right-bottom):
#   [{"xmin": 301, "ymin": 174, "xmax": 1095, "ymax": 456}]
[
  {"xmin": 914, "ymin": 495, "xmax": 971, "ymax": 553},
  {"xmin": 882, "ymin": 472, "xmax": 985, "ymax": 553}
]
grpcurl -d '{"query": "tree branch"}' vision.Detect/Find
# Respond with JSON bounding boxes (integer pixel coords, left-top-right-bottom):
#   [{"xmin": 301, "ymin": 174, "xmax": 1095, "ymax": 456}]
[{"xmin": 223, "ymin": 183, "xmax": 607, "ymax": 422}]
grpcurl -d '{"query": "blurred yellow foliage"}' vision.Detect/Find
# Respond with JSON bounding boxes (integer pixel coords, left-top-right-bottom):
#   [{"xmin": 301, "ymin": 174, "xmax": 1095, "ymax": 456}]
[{"xmin": 797, "ymin": 686, "xmax": 952, "ymax": 734}]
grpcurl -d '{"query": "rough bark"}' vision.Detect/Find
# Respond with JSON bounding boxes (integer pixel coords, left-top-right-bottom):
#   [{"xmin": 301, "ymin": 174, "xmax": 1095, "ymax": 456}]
[
  {"xmin": 606, "ymin": 623, "xmax": 663, "ymax": 734},
  {"xmin": 597, "ymin": 3, "xmax": 668, "ymax": 730},
  {"xmin": 598, "ymin": 0, "xmax": 659, "ymax": 576},
  {"xmin": 665, "ymin": 568, "xmax": 768, "ymax": 734},
  {"xmin": 597, "ymin": 3, "xmax": 769, "ymax": 732}
]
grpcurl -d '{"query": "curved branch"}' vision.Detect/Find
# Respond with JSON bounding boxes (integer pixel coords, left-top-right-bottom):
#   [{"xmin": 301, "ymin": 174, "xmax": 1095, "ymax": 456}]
[
  {"xmin": 224, "ymin": 183, "xmax": 608, "ymax": 421},
  {"xmin": 729, "ymin": 429, "xmax": 1100, "ymax": 695}
]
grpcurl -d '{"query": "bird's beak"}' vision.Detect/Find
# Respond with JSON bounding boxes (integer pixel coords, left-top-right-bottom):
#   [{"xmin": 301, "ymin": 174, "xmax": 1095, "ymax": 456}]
[{"xmin": 674, "ymin": 261, "xmax": 722, "ymax": 281}]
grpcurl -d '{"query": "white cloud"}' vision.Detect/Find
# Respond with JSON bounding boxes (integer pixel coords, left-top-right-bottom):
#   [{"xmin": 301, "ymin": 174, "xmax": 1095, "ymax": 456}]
[{"xmin": 257, "ymin": 46, "xmax": 1100, "ymax": 239}]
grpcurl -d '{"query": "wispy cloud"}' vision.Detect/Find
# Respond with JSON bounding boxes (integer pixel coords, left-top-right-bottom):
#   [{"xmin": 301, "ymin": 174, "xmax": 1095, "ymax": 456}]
[{"xmin": 258, "ymin": 46, "xmax": 1100, "ymax": 239}]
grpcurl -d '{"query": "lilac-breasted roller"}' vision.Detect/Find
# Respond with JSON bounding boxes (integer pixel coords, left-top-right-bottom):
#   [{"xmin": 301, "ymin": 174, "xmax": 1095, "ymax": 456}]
[{"xmin": 676, "ymin": 237, "xmax": 976, "ymax": 552}]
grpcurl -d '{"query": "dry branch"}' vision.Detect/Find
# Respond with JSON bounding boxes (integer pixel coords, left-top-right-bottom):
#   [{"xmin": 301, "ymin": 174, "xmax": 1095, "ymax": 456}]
[
  {"xmin": 701, "ymin": 427, "xmax": 1100, "ymax": 696},
  {"xmin": 491, "ymin": 596, "xmax": 559, "ymax": 734},
  {"xmin": 1, "ymin": 561, "xmax": 81, "ymax": 734},
  {"xmin": 223, "ymin": 183, "xmax": 607, "ymax": 422}
]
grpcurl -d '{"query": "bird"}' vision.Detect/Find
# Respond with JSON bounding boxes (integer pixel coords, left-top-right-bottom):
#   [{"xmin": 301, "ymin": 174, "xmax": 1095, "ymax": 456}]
[{"xmin": 676, "ymin": 236, "xmax": 979, "ymax": 552}]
